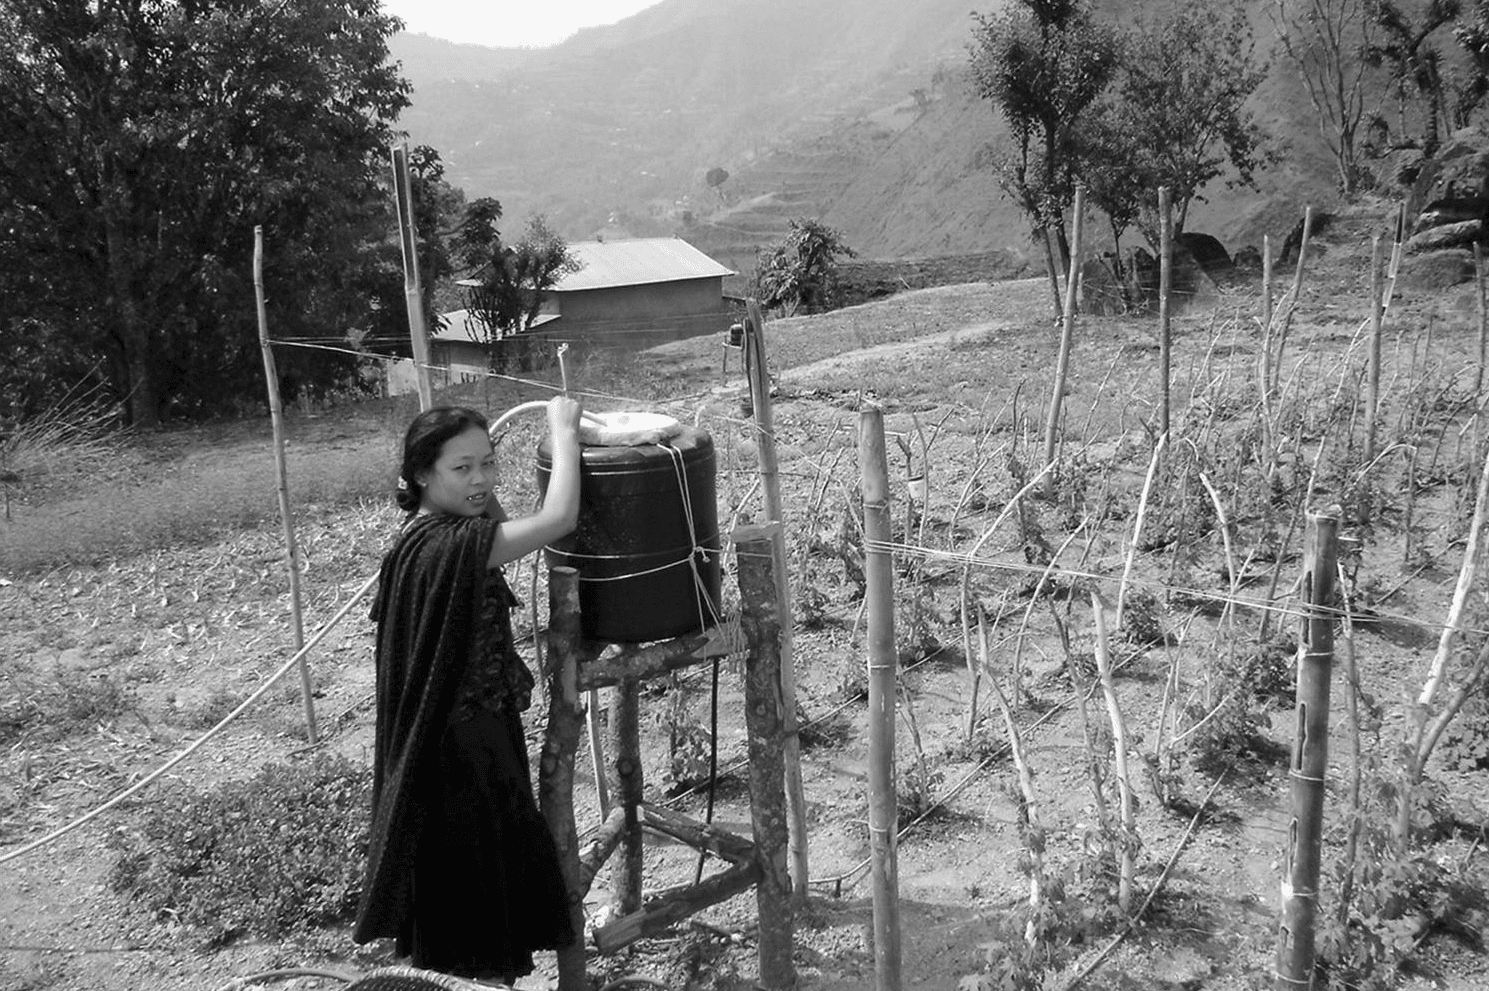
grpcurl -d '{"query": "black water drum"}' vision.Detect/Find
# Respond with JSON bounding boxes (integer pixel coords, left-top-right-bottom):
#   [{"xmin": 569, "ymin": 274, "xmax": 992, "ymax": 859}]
[{"xmin": 536, "ymin": 426, "xmax": 722, "ymax": 643}]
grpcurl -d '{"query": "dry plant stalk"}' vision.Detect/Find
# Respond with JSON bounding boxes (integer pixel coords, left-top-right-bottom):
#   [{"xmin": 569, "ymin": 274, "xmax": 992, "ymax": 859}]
[
  {"xmin": 1394, "ymin": 442, "xmax": 1489, "ymax": 849},
  {"xmin": 1115, "ymin": 432, "xmax": 1167, "ymax": 632},
  {"xmin": 958, "ymin": 460, "xmax": 1055, "ymax": 727},
  {"xmin": 980, "ymin": 609, "xmax": 1045, "ymax": 944},
  {"xmin": 1090, "ymin": 591, "xmax": 1136, "ymax": 914},
  {"xmin": 1043, "ymin": 186, "xmax": 1085, "ymax": 490},
  {"xmin": 1270, "ymin": 204, "xmax": 1314, "ymax": 399}
]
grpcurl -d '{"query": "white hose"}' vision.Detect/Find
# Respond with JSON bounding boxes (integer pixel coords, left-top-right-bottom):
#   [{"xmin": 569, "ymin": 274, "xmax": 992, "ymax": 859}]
[{"xmin": 488, "ymin": 400, "xmax": 604, "ymax": 437}]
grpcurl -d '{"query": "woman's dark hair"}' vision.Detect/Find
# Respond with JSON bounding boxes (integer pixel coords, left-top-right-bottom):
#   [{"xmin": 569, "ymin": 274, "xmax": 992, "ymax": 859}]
[{"xmin": 396, "ymin": 406, "xmax": 491, "ymax": 513}]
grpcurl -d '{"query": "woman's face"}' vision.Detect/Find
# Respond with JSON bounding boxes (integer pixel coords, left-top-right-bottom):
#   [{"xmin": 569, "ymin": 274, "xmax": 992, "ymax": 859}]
[{"xmin": 417, "ymin": 425, "xmax": 497, "ymax": 517}]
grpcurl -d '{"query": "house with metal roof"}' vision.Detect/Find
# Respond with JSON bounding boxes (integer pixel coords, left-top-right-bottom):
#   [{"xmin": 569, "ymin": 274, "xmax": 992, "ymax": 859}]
[{"xmin": 430, "ymin": 236, "xmax": 737, "ymax": 378}]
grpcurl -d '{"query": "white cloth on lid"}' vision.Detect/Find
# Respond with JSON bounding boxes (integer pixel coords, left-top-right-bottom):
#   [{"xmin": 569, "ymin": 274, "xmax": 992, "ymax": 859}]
[{"xmin": 579, "ymin": 411, "xmax": 683, "ymax": 447}]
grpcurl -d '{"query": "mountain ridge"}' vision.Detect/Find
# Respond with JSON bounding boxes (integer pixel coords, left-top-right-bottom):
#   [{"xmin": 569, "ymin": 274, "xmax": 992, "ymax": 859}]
[{"xmin": 387, "ymin": 0, "xmax": 1344, "ymax": 275}]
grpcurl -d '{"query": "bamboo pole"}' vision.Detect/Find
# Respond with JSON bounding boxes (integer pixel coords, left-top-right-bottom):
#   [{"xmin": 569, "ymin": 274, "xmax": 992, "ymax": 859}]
[
  {"xmin": 743, "ymin": 298, "xmax": 810, "ymax": 904},
  {"xmin": 1043, "ymin": 186, "xmax": 1086, "ymax": 489},
  {"xmin": 538, "ymin": 567, "xmax": 589, "ymax": 991},
  {"xmin": 1275, "ymin": 508, "xmax": 1340, "ymax": 991},
  {"xmin": 1158, "ymin": 186, "xmax": 1173, "ymax": 441},
  {"xmin": 859, "ymin": 406, "xmax": 902, "ymax": 991},
  {"xmin": 1366, "ymin": 236, "xmax": 1383, "ymax": 463},
  {"xmin": 252, "ymin": 226, "xmax": 318, "ymax": 745},
  {"xmin": 735, "ymin": 524, "xmax": 796, "ymax": 991},
  {"xmin": 391, "ymin": 143, "xmax": 434, "ymax": 411}
]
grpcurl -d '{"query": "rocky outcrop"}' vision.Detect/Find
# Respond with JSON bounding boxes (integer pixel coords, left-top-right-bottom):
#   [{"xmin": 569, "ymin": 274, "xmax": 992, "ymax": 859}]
[{"xmin": 1400, "ymin": 127, "xmax": 1489, "ymax": 287}]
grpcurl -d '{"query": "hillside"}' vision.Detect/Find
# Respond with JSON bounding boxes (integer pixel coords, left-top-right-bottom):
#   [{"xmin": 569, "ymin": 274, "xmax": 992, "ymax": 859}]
[
  {"xmin": 390, "ymin": 0, "xmax": 1365, "ymax": 274},
  {"xmin": 5, "ymin": 203, "xmax": 1489, "ymax": 991}
]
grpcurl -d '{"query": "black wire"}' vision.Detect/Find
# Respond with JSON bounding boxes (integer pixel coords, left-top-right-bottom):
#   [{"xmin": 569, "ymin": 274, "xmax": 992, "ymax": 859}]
[{"xmin": 694, "ymin": 655, "xmax": 721, "ymax": 886}]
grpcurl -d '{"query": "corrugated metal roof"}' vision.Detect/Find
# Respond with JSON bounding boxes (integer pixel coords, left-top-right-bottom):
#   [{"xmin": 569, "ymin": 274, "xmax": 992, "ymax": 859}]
[{"xmin": 555, "ymin": 237, "xmax": 734, "ymax": 292}]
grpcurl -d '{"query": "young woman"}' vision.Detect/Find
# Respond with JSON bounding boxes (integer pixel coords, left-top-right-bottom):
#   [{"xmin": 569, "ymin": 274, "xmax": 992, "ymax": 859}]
[{"xmin": 355, "ymin": 398, "xmax": 582, "ymax": 984}]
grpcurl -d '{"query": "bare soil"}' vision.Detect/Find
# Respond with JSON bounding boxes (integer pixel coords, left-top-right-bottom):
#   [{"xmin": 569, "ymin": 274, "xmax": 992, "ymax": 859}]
[{"xmin": 5, "ymin": 212, "xmax": 1489, "ymax": 991}]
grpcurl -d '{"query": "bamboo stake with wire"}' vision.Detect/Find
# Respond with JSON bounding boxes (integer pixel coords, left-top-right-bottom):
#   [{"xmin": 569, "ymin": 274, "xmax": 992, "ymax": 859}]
[
  {"xmin": 253, "ymin": 226, "xmax": 318, "ymax": 745},
  {"xmin": 860, "ymin": 406, "xmax": 902, "ymax": 991},
  {"xmin": 1275, "ymin": 508, "xmax": 1340, "ymax": 991}
]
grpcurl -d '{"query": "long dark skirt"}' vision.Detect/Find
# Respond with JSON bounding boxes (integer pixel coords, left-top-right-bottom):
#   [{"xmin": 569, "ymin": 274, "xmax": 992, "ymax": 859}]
[{"xmin": 399, "ymin": 707, "xmax": 575, "ymax": 979}]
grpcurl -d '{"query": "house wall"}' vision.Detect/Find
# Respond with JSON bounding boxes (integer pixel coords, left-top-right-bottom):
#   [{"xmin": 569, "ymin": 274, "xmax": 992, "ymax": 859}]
[{"xmin": 534, "ymin": 277, "xmax": 736, "ymax": 352}]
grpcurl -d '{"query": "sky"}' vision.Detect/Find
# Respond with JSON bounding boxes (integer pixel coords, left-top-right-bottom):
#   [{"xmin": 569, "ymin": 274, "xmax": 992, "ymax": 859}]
[{"xmin": 379, "ymin": 0, "xmax": 663, "ymax": 49}]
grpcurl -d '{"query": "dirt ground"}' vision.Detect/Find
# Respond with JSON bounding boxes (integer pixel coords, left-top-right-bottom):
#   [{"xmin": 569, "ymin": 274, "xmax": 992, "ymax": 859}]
[{"xmin": 5, "ymin": 223, "xmax": 1489, "ymax": 991}]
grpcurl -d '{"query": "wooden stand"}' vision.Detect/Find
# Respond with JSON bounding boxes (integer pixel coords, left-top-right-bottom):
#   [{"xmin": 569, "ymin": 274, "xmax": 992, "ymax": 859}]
[{"xmin": 536, "ymin": 527, "xmax": 796, "ymax": 991}]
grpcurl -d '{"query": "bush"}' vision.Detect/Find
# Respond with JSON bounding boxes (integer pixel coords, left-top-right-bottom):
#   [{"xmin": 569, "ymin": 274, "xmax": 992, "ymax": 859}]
[
  {"xmin": 109, "ymin": 753, "xmax": 371, "ymax": 946},
  {"xmin": 750, "ymin": 218, "xmax": 856, "ymax": 316}
]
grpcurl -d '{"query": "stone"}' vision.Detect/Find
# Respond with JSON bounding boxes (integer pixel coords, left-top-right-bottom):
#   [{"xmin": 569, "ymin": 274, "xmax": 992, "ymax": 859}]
[
  {"xmin": 1397, "ymin": 249, "xmax": 1474, "ymax": 289},
  {"xmin": 1176, "ymin": 231, "xmax": 1232, "ymax": 273},
  {"xmin": 1406, "ymin": 219, "xmax": 1483, "ymax": 253}
]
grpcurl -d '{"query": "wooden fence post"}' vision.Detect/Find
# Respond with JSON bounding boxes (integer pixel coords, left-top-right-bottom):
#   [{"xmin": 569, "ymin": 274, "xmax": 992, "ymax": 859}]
[
  {"xmin": 610, "ymin": 678, "xmax": 644, "ymax": 915},
  {"xmin": 860, "ymin": 406, "xmax": 902, "ymax": 991},
  {"xmin": 735, "ymin": 524, "xmax": 795, "ymax": 991},
  {"xmin": 744, "ymin": 299, "xmax": 810, "ymax": 904},
  {"xmin": 1275, "ymin": 509, "xmax": 1340, "ymax": 990},
  {"xmin": 391, "ymin": 142, "xmax": 434, "ymax": 411},
  {"xmin": 538, "ymin": 567, "xmax": 589, "ymax": 991},
  {"xmin": 253, "ymin": 226, "xmax": 318, "ymax": 745}
]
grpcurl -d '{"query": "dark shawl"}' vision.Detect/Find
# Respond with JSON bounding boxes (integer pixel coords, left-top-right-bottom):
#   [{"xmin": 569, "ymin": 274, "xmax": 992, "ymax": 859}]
[{"xmin": 354, "ymin": 512, "xmax": 498, "ymax": 944}]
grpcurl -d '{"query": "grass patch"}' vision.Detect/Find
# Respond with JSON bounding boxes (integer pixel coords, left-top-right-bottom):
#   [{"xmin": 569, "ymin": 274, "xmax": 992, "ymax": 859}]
[
  {"xmin": 0, "ymin": 662, "xmax": 133, "ymax": 746},
  {"xmin": 108, "ymin": 753, "xmax": 370, "ymax": 948}
]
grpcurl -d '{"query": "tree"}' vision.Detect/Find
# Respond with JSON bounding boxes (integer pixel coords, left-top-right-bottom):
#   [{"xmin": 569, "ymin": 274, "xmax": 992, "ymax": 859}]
[
  {"xmin": 1364, "ymin": 0, "xmax": 1462, "ymax": 155},
  {"xmin": 1455, "ymin": 1, "xmax": 1489, "ymax": 123},
  {"xmin": 453, "ymin": 201, "xmax": 579, "ymax": 342},
  {"xmin": 1085, "ymin": 0, "xmax": 1271, "ymax": 243},
  {"xmin": 969, "ymin": 0, "xmax": 1121, "ymax": 307},
  {"xmin": 750, "ymin": 219, "xmax": 857, "ymax": 316},
  {"xmin": 1272, "ymin": 0, "xmax": 1380, "ymax": 195},
  {"xmin": 0, "ymin": 0, "xmax": 411, "ymax": 426}
]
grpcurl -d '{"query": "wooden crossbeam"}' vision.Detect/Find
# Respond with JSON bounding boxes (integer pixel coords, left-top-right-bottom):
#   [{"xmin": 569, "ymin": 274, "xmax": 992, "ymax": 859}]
[
  {"xmin": 577, "ymin": 620, "xmax": 745, "ymax": 690},
  {"xmin": 593, "ymin": 861, "xmax": 763, "ymax": 954},
  {"xmin": 640, "ymin": 803, "xmax": 755, "ymax": 866}
]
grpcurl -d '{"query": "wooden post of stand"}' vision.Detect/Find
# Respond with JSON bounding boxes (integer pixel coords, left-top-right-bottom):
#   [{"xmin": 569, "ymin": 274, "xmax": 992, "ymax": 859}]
[
  {"xmin": 1366, "ymin": 236, "xmax": 1383, "ymax": 463},
  {"xmin": 1275, "ymin": 509, "xmax": 1340, "ymax": 991},
  {"xmin": 538, "ymin": 567, "xmax": 589, "ymax": 991},
  {"xmin": 1158, "ymin": 186, "xmax": 1173, "ymax": 442},
  {"xmin": 391, "ymin": 142, "xmax": 434, "ymax": 410},
  {"xmin": 252, "ymin": 226, "xmax": 318, "ymax": 745},
  {"xmin": 1043, "ymin": 186, "xmax": 1085, "ymax": 491},
  {"xmin": 743, "ymin": 299, "xmax": 810, "ymax": 904},
  {"xmin": 735, "ymin": 524, "xmax": 796, "ymax": 991},
  {"xmin": 610, "ymin": 678, "xmax": 644, "ymax": 915},
  {"xmin": 860, "ymin": 406, "xmax": 902, "ymax": 991}
]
